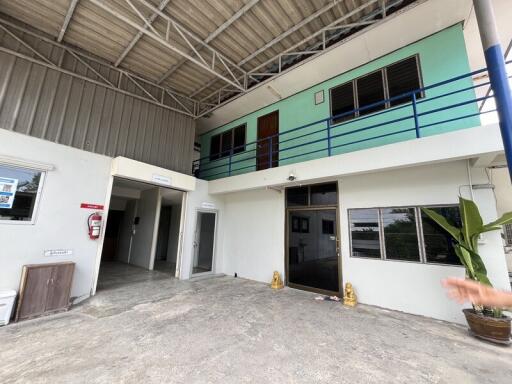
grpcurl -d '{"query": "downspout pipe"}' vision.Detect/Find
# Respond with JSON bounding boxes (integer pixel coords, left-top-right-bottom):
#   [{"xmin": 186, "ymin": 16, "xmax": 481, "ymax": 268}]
[{"xmin": 473, "ymin": 0, "xmax": 512, "ymax": 182}]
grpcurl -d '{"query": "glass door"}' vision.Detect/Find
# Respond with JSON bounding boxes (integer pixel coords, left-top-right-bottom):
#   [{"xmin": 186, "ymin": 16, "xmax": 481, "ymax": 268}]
[
  {"xmin": 287, "ymin": 208, "xmax": 340, "ymax": 294},
  {"xmin": 192, "ymin": 211, "xmax": 216, "ymax": 275}
]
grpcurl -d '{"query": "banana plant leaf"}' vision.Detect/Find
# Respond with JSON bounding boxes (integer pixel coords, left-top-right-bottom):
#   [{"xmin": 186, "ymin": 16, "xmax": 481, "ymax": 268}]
[
  {"xmin": 459, "ymin": 197, "xmax": 483, "ymax": 251},
  {"xmin": 454, "ymin": 245, "xmax": 474, "ymax": 279},
  {"xmin": 421, "ymin": 207, "xmax": 461, "ymax": 242},
  {"xmin": 457, "ymin": 243, "xmax": 488, "ymax": 278},
  {"xmin": 482, "ymin": 211, "xmax": 512, "ymax": 232}
]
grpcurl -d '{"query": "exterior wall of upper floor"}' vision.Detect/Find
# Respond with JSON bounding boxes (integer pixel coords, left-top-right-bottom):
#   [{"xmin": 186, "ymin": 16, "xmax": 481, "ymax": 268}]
[
  {"xmin": 199, "ymin": 24, "xmax": 481, "ymax": 180},
  {"xmin": 0, "ymin": 28, "xmax": 196, "ymax": 175}
]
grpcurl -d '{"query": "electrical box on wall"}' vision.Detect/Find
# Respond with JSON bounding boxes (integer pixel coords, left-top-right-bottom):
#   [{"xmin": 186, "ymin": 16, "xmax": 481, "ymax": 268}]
[{"xmin": 314, "ymin": 90, "xmax": 324, "ymax": 105}]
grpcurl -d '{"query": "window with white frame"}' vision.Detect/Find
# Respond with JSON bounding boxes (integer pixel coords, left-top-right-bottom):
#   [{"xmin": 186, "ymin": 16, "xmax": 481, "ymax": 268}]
[
  {"xmin": 349, "ymin": 205, "xmax": 462, "ymax": 266},
  {"xmin": 330, "ymin": 55, "xmax": 424, "ymax": 124},
  {"xmin": 0, "ymin": 164, "xmax": 44, "ymax": 223}
]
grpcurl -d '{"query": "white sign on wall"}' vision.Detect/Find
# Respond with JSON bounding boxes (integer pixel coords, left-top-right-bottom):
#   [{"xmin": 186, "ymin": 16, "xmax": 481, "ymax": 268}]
[
  {"xmin": 0, "ymin": 177, "xmax": 18, "ymax": 209},
  {"xmin": 44, "ymin": 249, "xmax": 74, "ymax": 257},
  {"xmin": 152, "ymin": 174, "xmax": 172, "ymax": 186},
  {"xmin": 201, "ymin": 202, "xmax": 216, "ymax": 210}
]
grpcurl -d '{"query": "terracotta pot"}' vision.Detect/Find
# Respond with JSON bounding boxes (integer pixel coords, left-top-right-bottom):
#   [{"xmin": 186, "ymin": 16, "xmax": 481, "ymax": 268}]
[{"xmin": 463, "ymin": 308, "xmax": 512, "ymax": 345}]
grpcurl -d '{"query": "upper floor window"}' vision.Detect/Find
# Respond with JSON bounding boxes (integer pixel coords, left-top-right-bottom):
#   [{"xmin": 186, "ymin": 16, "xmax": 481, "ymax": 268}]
[
  {"xmin": 349, "ymin": 205, "xmax": 461, "ymax": 266},
  {"xmin": 0, "ymin": 164, "xmax": 45, "ymax": 224},
  {"xmin": 330, "ymin": 55, "xmax": 423, "ymax": 124},
  {"xmin": 209, "ymin": 124, "xmax": 246, "ymax": 161}
]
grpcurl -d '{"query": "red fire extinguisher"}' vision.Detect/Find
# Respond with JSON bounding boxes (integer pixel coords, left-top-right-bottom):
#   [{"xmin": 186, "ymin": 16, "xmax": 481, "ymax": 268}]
[{"xmin": 88, "ymin": 212, "xmax": 102, "ymax": 240}]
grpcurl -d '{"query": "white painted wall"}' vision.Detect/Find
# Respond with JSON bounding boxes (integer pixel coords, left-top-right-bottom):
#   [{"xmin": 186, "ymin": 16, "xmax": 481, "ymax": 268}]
[
  {"xmin": 112, "ymin": 157, "xmax": 196, "ymax": 192},
  {"xmin": 491, "ymin": 167, "xmax": 512, "ymax": 217},
  {"xmin": 340, "ymin": 161, "xmax": 509, "ymax": 324},
  {"xmin": 217, "ymin": 160, "xmax": 510, "ymax": 324},
  {"xmin": 221, "ymin": 188, "xmax": 285, "ymax": 284},
  {"xmin": 490, "ymin": 167, "xmax": 512, "ymax": 272},
  {"xmin": 0, "ymin": 129, "xmax": 112, "ymax": 301},
  {"xmin": 129, "ymin": 188, "xmax": 161, "ymax": 270},
  {"xmin": 180, "ymin": 180, "xmax": 224, "ymax": 279}
]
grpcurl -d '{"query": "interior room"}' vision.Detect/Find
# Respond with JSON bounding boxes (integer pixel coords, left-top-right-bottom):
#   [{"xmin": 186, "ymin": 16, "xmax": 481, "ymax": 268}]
[{"xmin": 97, "ymin": 177, "xmax": 184, "ymax": 290}]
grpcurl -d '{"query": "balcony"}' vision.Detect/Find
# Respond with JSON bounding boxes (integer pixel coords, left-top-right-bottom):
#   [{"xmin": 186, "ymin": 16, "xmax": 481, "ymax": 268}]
[{"xmin": 194, "ymin": 63, "xmax": 508, "ymax": 181}]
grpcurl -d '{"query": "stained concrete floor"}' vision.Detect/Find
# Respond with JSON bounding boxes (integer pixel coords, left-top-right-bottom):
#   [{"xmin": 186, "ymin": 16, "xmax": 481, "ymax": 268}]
[{"xmin": 1, "ymin": 263, "xmax": 512, "ymax": 384}]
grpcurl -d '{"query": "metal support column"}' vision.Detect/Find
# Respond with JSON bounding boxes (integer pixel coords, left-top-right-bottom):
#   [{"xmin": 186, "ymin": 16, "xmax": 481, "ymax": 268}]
[{"xmin": 473, "ymin": 0, "xmax": 512, "ymax": 181}]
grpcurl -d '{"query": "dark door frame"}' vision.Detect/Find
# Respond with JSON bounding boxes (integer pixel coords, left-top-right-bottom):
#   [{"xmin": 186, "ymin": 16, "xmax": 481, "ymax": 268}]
[
  {"xmin": 285, "ymin": 205, "xmax": 342, "ymax": 296},
  {"xmin": 256, "ymin": 110, "xmax": 279, "ymax": 171}
]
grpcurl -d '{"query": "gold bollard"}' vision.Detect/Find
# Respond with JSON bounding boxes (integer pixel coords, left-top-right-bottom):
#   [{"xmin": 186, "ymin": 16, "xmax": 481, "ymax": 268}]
[
  {"xmin": 343, "ymin": 282, "xmax": 357, "ymax": 307},
  {"xmin": 270, "ymin": 271, "xmax": 284, "ymax": 290}
]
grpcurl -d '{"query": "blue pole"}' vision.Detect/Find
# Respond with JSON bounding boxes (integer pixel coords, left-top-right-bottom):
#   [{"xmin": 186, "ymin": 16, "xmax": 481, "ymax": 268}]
[
  {"xmin": 228, "ymin": 151, "xmax": 232, "ymax": 176},
  {"xmin": 412, "ymin": 93, "xmax": 420, "ymax": 138},
  {"xmin": 327, "ymin": 119, "xmax": 332, "ymax": 156},
  {"xmin": 268, "ymin": 137, "xmax": 273, "ymax": 168},
  {"xmin": 473, "ymin": 0, "xmax": 512, "ymax": 181}
]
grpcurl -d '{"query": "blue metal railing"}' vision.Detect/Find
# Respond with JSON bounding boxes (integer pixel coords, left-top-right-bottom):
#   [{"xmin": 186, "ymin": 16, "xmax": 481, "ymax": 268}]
[{"xmin": 194, "ymin": 62, "xmax": 511, "ymax": 180}]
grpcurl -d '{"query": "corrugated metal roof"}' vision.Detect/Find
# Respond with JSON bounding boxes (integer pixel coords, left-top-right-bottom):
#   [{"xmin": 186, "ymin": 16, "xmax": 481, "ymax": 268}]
[{"xmin": 0, "ymin": 0, "xmax": 414, "ymax": 115}]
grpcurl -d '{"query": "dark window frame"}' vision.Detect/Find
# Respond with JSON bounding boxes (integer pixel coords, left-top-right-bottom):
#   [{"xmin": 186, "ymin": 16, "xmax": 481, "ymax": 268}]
[
  {"xmin": 329, "ymin": 55, "xmax": 424, "ymax": 125},
  {"xmin": 285, "ymin": 182, "xmax": 338, "ymax": 208},
  {"xmin": 348, "ymin": 204, "xmax": 462, "ymax": 266},
  {"xmin": 209, "ymin": 123, "xmax": 247, "ymax": 161}
]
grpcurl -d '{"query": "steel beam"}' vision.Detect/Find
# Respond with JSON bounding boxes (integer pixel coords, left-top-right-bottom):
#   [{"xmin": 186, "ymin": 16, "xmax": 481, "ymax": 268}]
[
  {"xmin": 157, "ymin": 0, "xmax": 261, "ymax": 84},
  {"xmin": 195, "ymin": 0, "xmax": 380, "ymax": 103},
  {"xmin": 189, "ymin": 0, "xmax": 364, "ymax": 99},
  {"xmin": 0, "ymin": 18, "xmax": 199, "ymax": 117},
  {"xmin": 115, "ymin": 0, "xmax": 171, "ymax": 66},
  {"xmin": 58, "ymin": 0, "xmax": 80, "ymax": 42},
  {"xmin": 89, "ymin": 0, "xmax": 246, "ymax": 91},
  {"xmin": 195, "ymin": 0, "xmax": 405, "ymax": 118}
]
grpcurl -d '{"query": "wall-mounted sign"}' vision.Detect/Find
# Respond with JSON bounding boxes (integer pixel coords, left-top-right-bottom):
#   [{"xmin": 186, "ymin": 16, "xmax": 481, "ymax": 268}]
[
  {"xmin": 0, "ymin": 177, "xmax": 18, "ymax": 209},
  {"xmin": 80, "ymin": 203, "xmax": 104, "ymax": 210},
  {"xmin": 44, "ymin": 249, "xmax": 73, "ymax": 257},
  {"xmin": 152, "ymin": 174, "xmax": 172, "ymax": 186},
  {"xmin": 201, "ymin": 202, "xmax": 216, "ymax": 210},
  {"xmin": 314, "ymin": 90, "xmax": 325, "ymax": 105}
]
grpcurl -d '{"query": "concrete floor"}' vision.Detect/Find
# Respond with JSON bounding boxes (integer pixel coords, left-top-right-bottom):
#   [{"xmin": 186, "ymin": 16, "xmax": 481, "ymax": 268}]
[{"xmin": 1, "ymin": 263, "xmax": 512, "ymax": 384}]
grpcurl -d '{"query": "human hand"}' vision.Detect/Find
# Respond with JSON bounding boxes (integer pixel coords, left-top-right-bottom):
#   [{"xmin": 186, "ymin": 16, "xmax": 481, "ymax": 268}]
[{"xmin": 442, "ymin": 277, "xmax": 512, "ymax": 308}]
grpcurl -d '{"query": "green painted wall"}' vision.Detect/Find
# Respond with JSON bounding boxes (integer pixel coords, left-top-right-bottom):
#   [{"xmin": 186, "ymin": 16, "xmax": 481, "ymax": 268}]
[{"xmin": 199, "ymin": 25, "xmax": 480, "ymax": 180}]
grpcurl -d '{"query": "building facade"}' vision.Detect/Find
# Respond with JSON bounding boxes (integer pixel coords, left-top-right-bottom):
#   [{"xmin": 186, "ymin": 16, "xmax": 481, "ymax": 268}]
[{"xmin": 0, "ymin": 0, "xmax": 511, "ymax": 325}]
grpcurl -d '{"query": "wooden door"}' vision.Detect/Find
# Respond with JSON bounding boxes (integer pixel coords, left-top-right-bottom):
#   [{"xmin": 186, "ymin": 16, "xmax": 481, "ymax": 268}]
[
  {"xmin": 257, "ymin": 111, "xmax": 279, "ymax": 170},
  {"xmin": 45, "ymin": 263, "xmax": 75, "ymax": 312},
  {"xmin": 16, "ymin": 266, "xmax": 52, "ymax": 320}
]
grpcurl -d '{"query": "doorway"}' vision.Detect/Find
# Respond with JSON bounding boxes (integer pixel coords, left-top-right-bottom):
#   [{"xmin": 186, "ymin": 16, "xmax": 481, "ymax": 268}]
[
  {"xmin": 97, "ymin": 177, "xmax": 184, "ymax": 290},
  {"xmin": 192, "ymin": 211, "xmax": 217, "ymax": 275},
  {"xmin": 153, "ymin": 190, "xmax": 183, "ymax": 275},
  {"xmin": 257, "ymin": 110, "xmax": 279, "ymax": 170},
  {"xmin": 285, "ymin": 182, "xmax": 341, "ymax": 295}
]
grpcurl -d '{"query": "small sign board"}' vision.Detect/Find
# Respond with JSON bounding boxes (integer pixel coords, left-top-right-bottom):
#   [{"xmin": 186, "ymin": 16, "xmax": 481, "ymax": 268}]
[
  {"xmin": 0, "ymin": 177, "xmax": 18, "ymax": 209},
  {"xmin": 152, "ymin": 174, "xmax": 172, "ymax": 186},
  {"xmin": 80, "ymin": 203, "xmax": 104, "ymax": 210},
  {"xmin": 44, "ymin": 249, "xmax": 73, "ymax": 257},
  {"xmin": 201, "ymin": 201, "xmax": 216, "ymax": 210}
]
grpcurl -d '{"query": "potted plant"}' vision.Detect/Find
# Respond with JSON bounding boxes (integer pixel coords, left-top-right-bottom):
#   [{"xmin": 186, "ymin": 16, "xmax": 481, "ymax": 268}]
[{"xmin": 422, "ymin": 197, "xmax": 512, "ymax": 344}]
